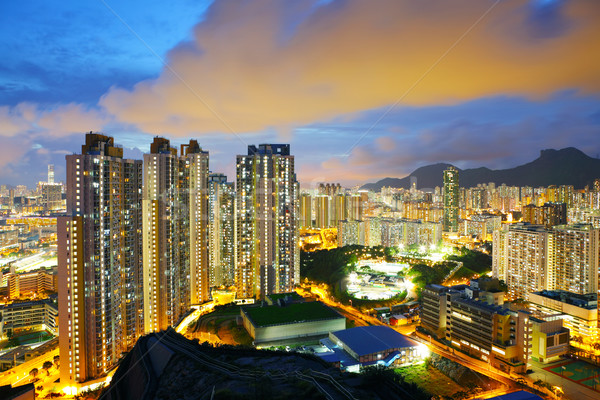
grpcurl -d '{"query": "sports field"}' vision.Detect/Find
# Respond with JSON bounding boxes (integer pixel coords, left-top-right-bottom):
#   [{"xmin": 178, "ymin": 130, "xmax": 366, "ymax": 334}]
[{"xmin": 546, "ymin": 360, "xmax": 600, "ymax": 391}]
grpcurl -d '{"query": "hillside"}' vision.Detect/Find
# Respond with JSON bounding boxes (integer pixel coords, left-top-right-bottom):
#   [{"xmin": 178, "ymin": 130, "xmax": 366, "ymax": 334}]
[
  {"xmin": 361, "ymin": 148, "xmax": 600, "ymax": 191},
  {"xmin": 99, "ymin": 328, "xmax": 429, "ymax": 400}
]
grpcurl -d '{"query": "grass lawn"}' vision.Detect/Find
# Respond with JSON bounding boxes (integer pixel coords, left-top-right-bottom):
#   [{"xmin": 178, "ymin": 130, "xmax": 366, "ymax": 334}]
[
  {"xmin": 243, "ymin": 301, "xmax": 341, "ymax": 327},
  {"xmin": 395, "ymin": 363, "xmax": 463, "ymax": 398}
]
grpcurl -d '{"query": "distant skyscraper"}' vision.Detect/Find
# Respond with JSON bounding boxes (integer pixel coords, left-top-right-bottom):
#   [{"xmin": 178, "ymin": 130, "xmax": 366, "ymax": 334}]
[
  {"xmin": 299, "ymin": 193, "xmax": 312, "ymax": 228},
  {"xmin": 348, "ymin": 194, "xmax": 363, "ymax": 221},
  {"xmin": 58, "ymin": 133, "xmax": 143, "ymax": 384},
  {"xmin": 443, "ymin": 166, "xmax": 459, "ymax": 232},
  {"xmin": 522, "ymin": 202, "xmax": 567, "ymax": 228},
  {"xmin": 235, "ymin": 144, "xmax": 299, "ymax": 299},
  {"xmin": 315, "ymin": 195, "xmax": 330, "ymax": 229},
  {"xmin": 48, "ymin": 164, "xmax": 55, "ymax": 184},
  {"xmin": 410, "ymin": 176, "xmax": 417, "ymax": 191},
  {"xmin": 208, "ymin": 173, "xmax": 235, "ymax": 287},
  {"xmin": 332, "ymin": 193, "xmax": 348, "ymax": 227}
]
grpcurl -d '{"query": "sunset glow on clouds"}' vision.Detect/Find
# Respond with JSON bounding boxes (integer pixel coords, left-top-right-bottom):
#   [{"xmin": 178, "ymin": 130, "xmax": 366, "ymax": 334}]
[{"xmin": 0, "ymin": 0, "xmax": 599, "ymax": 186}]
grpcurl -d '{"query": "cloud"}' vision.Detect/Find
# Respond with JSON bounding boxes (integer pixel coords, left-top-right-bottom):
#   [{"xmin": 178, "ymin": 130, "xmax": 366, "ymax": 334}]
[
  {"xmin": 0, "ymin": 103, "xmax": 109, "ymax": 138},
  {"xmin": 301, "ymin": 97, "xmax": 600, "ymax": 186},
  {"xmin": 97, "ymin": 0, "xmax": 600, "ymax": 136}
]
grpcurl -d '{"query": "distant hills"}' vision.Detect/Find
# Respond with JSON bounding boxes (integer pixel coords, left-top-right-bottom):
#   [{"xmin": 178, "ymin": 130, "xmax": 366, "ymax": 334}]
[{"xmin": 360, "ymin": 147, "xmax": 600, "ymax": 191}]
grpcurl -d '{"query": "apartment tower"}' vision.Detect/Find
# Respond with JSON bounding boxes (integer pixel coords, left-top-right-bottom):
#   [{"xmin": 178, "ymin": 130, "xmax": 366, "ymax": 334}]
[
  {"xmin": 143, "ymin": 138, "xmax": 209, "ymax": 333},
  {"xmin": 235, "ymin": 144, "xmax": 299, "ymax": 299},
  {"xmin": 443, "ymin": 166, "xmax": 459, "ymax": 232},
  {"xmin": 58, "ymin": 133, "xmax": 143, "ymax": 384},
  {"xmin": 208, "ymin": 173, "xmax": 235, "ymax": 287}
]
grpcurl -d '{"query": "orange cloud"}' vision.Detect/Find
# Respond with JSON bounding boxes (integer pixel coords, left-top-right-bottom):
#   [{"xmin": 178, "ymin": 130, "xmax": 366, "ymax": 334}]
[
  {"xmin": 0, "ymin": 103, "xmax": 109, "ymax": 138},
  {"xmin": 97, "ymin": 0, "xmax": 600, "ymax": 136}
]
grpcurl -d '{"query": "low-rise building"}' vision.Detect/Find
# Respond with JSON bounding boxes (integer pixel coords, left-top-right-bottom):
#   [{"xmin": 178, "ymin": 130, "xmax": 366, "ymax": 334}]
[
  {"xmin": 318, "ymin": 326, "xmax": 426, "ymax": 372},
  {"xmin": 3, "ymin": 267, "xmax": 58, "ymax": 299},
  {"xmin": 0, "ymin": 298, "xmax": 58, "ymax": 338},
  {"xmin": 420, "ymin": 280, "xmax": 570, "ymax": 373},
  {"xmin": 241, "ymin": 301, "xmax": 345, "ymax": 345},
  {"xmin": 528, "ymin": 290, "xmax": 597, "ymax": 342}
]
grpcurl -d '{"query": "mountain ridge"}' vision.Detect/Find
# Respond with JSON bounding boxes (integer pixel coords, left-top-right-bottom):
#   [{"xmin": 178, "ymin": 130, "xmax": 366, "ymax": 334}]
[{"xmin": 360, "ymin": 147, "xmax": 600, "ymax": 191}]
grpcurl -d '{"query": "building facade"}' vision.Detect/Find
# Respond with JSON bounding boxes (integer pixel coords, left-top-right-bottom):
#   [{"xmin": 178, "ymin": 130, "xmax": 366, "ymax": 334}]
[
  {"xmin": 493, "ymin": 224, "xmax": 549, "ymax": 301},
  {"xmin": 58, "ymin": 133, "xmax": 144, "ymax": 384},
  {"xmin": 443, "ymin": 167, "xmax": 459, "ymax": 232},
  {"xmin": 208, "ymin": 173, "xmax": 235, "ymax": 287},
  {"xmin": 235, "ymin": 144, "xmax": 299, "ymax": 299}
]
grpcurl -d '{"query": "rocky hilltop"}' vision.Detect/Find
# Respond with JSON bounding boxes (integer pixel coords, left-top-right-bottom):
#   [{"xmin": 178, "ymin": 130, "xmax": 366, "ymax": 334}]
[{"xmin": 98, "ymin": 328, "xmax": 427, "ymax": 400}]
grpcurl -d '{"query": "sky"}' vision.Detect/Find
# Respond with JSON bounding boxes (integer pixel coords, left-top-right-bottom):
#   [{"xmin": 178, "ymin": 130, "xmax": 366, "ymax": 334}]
[{"xmin": 0, "ymin": 0, "xmax": 599, "ymax": 189}]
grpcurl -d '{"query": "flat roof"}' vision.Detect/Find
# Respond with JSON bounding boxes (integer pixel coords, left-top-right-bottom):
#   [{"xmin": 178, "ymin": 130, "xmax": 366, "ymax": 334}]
[
  {"xmin": 484, "ymin": 390, "xmax": 543, "ymax": 400},
  {"xmin": 453, "ymin": 297, "xmax": 512, "ymax": 316},
  {"xmin": 332, "ymin": 326, "xmax": 418, "ymax": 357},
  {"xmin": 531, "ymin": 290, "xmax": 597, "ymax": 310},
  {"xmin": 243, "ymin": 301, "xmax": 342, "ymax": 327}
]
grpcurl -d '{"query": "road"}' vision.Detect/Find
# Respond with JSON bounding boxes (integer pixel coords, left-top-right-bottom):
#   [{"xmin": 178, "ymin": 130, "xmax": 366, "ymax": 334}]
[
  {"xmin": 305, "ymin": 282, "xmax": 600, "ymax": 400},
  {"xmin": 0, "ymin": 348, "xmax": 59, "ymax": 387},
  {"xmin": 528, "ymin": 360, "xmax": 599, "ymax": 400},
  {"xmin": 301, "ymin": 283, "xmax": 520, "ymax": 391}
]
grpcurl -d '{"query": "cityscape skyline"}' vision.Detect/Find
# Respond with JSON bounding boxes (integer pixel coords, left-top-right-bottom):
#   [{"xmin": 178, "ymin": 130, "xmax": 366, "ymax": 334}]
[
  {"xmin": 1, "ymin": 1, "xmax": 600, "ymax": 398},
  {"xmin": 1, "ymin": 0, "xmax": 599, "ymax": 187}
]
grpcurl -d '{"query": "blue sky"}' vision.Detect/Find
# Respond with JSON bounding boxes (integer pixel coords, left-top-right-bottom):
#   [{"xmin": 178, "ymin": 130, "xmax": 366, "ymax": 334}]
[{"xmin": 1, "ymin": 0, "xmax": 599, "ymax": 188}]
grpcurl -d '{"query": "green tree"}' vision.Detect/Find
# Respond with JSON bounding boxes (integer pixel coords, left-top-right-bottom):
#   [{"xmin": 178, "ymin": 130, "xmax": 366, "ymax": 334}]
[{"xmin": 42, "ymin": 360, "xmax": 53, "ymax": 375}]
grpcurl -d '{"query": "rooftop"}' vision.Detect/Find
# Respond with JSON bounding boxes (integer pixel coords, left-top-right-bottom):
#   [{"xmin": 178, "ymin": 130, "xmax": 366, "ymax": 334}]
[
  {"xmin": 531, "ymin": 290, "xmax": 597, "ymax": 309},
  {"xmin": 243, "ymin": 301, "xmax": 342, "ymax": 327},
  {"xmin": 331, "ymin": 326, "xmax": 418, "ymax": 357},
  {"xmin": 485, "ymin": 390, "xmax": 543, "ymax": 400},
  {"xmin": 453, "ymin": 297, "xmax": 512, "ymax": 316}
]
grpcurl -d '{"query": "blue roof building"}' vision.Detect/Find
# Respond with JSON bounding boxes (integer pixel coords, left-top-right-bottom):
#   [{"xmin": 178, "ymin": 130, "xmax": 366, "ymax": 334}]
[{"xmin": 318, "ymin": 326, "xmax": 427, "ymax": 371}]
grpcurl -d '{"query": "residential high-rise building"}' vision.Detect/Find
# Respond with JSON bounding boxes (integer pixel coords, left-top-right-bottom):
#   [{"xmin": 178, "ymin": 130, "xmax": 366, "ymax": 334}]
[
  {"xmin": 208, "ymin": 173, "xmax": 235, "ymax": 287},
  {"xmin": 180, "ymin": 140, "xmax": 210, "ymax": 305},
  {"xmin": 314, "ymin": 195, "xmax": 330, "ymax": 229},
  {"xmin": 332, "ymin": 193, "xmax": 347, "ymax": 227},
  {"xmin": 299, "ymin": 193, "xmax": 312, "ymax": 228},
  {"xmin": 492, "ymin": 224, "xmax": 549, "ymax": 301},
  {"xmin": 493, "ymin": 222, "xmax": 600, "ymax": 301},
  {"xmin": 443, "ymin": 166, "xmax": 459, "ymax": 232},
  {"xmin": 549, "ymin": 224, "xmax": 600, "ymax": 295},
  {"xmin": 143, "ymin": 137, "xmax": 183, "ymax": 332},
  {"xmin": 58, "ymin": 133, "xmax": 143, "ymax": 384},
  {"xmin": 235, "ymin": 144, "xmax": 299, "ymax": 299},
  {"xmin": 143, "ymin": 138, "xmax": 210, "ymax": 333},
  {"xmin": 348, "ymin": 194, "xmax": 363, "ymax": 221},
  {"xmin": 522, "ymin": 202, "xmax": 567, "ymax": 227}
]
